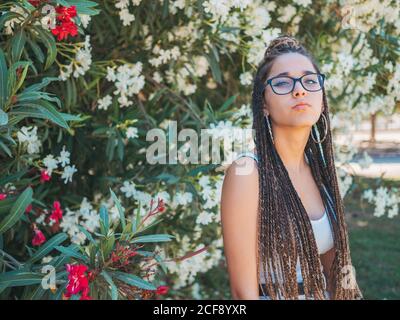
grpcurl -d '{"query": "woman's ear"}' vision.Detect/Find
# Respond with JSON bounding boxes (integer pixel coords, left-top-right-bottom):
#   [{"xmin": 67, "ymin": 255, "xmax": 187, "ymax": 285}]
[{"xmin": 263, "ymin": 102, "xmax": 269, "ymax": 116}]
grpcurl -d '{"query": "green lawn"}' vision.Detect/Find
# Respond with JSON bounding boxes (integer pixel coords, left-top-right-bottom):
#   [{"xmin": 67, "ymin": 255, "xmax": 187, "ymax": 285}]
[{"xmin": 345, "ymin": 176, "xmax": 400, "ymax": 300}]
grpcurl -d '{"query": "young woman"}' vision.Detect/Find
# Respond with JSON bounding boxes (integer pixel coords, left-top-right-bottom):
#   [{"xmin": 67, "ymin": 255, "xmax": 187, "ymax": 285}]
[{"xmin": 220, "ymin": 35, "xmax": 363, "ymax": 300}]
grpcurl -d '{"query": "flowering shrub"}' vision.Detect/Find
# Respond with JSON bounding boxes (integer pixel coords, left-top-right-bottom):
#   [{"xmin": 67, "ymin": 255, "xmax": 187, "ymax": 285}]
[{"xmin": 0, "ymin": 0, "xmax": 399, "ymax": 299}]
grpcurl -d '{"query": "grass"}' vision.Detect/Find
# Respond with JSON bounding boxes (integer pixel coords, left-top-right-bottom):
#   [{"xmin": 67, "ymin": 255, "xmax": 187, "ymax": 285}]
[{"xmin": 345, "ymin": 176, "xmax": 400, "ymax": 300}]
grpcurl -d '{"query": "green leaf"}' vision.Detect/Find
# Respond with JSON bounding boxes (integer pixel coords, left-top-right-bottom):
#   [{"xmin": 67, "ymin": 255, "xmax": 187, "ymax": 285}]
[
  {"xmin": 0, "ymin": 109, "xmax": 8, "ymax": 126},
  {"xmin": 77, "ymin": 225, "xmax": 97, "ymax": 247},
  {"xmin": 54, "ymin": 245, "xmax": 89, "ymax": 263},
  {"xmin": 27, "ymin": 37, "xmax": 45, "ymax": 63},
  {"xmin": 206, "ymin": 46, "xmax": 222, "ymax": 84},
  {"xmin": 11, "ymin": 101, "xmax": 70, "ymax": 129},
  {"xmin": 220, "ymin": 94, "xmax": 238, "ymax": 112},
  {"xmin": 109, "ymin": 189, "xmax": 126, "ymax": 230},
  {"xmin": 99, "ymin": 205, "xmax": 109, "ymax": 235},
  {"xmin": 37, "ymin": 100, "xmax": 69, "ymax": 129},
  {"xmin": 28, "ymin": 233, "xmax": 68, "ymax": 264},
  {"xmin": 9, "ymin": 61, "xmax": 31, "ymax": 95},
  {"xmin": 0, "ymin": 271, "xmax": 43, "ymax": 287},
  {"xmin": 23, "ymin": 77, "xmax": 59, "ymax": 93},
  {"xmin": 110, "ymin": 271, "xmax": 156, "ymax": 290},
  {"xmin": 11, "ymin": 29, "xmax": 26, "ymax": 62},
  {"xmin": 101, "ymin": 271, "xmax": 118, "ymax": 300},
  {"xmin": 131, "ymin": 234, "xmax": 175, "ymax": 244},
  {"xmin": 0, "ymin": 169, "xmax": 28, "ymax": 187},
  {"xmin": 0, "ymin": 49, "xmax": 8, "ymax": 109},
  {"xmin": 34, "ymin": 27, "xmax": 57, "ymax": 70},
  {"xmin": 0, "ymin": 140, "xmax": 12, "ymax": 157},
  {"xmin": 0, "ymin": 196, "xmax": 15, "ymax": 215},
  {"xmin": 0, "ymin": 187, "xmax": 33, "ymax": 235}
]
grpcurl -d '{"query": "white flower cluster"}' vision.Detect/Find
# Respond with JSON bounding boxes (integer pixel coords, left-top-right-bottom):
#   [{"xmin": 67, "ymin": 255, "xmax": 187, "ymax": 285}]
[
  {"xmin": 362, "ymin": 186, "xmax": 399, "ymax": 219},
  {"xmin": 202, "ymin": 0, "xmax": 252, "ymax": 23},
  {"xmin": 115, "ymin": 0, "xmax": 142, "ymax": 26},
  {"xmin": 149, "ymin": 45, "xmax": 181, "ymax": 67},
  {"xmin": 164, "ymin": 235, "xmax": 223, "ymax": 290},
  {"xmin": 59, "ymin": 193, "xmax": 127, "ymax": 245},
  {"xmin": 42, "ymin": 145, "xmax": 78, "ymax": 184},
  {"xmin": 59, "ymin": 36, "xmax": 92, "ymax": 81},
  {"xmin": 170, "ymin": 191, "xmax": 193, "ymax": 209},
  {"xmin": 120, "ymin": 179, "xmax": 171, "ymax": 214},
  {"xmin": 3, "ymin": 5, "xmax": 28, "ymax": 35},
  {"xmin": 239, "ymin": 71, "xmax": 253, "ymax": 86},
  {"xmin": 102, "ymin": 62, "xmax": 145, "ymax": 108},
  {"xmin": 17, "ymin": 126, "xmax": 41, "ymax": 155}
]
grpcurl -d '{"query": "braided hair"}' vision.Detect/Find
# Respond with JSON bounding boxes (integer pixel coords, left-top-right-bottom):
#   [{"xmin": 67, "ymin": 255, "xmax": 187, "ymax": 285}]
[{"xmin": 253, "ymin": 35, "xmax": 363, "ymax": 300}]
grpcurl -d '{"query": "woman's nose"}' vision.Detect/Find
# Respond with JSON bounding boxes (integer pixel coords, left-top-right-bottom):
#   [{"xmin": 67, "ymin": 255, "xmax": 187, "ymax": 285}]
[{"xmin": 292, "ymin": 81, "xmax": 307, "ymax": 97}]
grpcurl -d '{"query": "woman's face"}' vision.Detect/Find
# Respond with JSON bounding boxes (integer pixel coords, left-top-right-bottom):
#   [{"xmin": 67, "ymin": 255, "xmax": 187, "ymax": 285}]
[{"xmin": 263, "ymin": 52, "xmax": 324, "ymax": 127}]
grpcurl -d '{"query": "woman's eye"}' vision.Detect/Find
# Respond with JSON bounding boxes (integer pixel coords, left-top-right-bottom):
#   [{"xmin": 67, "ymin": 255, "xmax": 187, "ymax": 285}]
[{"xmin": 275, "ymin": 81, "xmax": 290, "ymax": 86}]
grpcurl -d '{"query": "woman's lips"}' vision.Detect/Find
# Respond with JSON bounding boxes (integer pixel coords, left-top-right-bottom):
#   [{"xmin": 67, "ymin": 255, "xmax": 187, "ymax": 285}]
[{"xmin": 292, "ymin": 103, "xmax": 310, "ymax": 111}]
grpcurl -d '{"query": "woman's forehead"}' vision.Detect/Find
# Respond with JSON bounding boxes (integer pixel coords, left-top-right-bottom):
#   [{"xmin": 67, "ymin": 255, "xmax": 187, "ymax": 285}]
[{"xmin": 269, "ymin": 52, "xmax": 316, "ymax": 77}]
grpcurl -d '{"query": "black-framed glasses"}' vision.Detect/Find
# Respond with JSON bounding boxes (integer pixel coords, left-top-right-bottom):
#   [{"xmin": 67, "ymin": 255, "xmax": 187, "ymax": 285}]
[{"xmin": 264, "ymin": 72, "xmax": 326, "ymax": 95}]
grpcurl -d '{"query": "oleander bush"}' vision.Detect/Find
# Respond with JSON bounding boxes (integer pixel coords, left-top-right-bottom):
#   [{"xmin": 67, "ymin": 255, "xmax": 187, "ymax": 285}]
[{"xmin": 0, "ymin": 0, "xmax": 399, "ymax": 299}]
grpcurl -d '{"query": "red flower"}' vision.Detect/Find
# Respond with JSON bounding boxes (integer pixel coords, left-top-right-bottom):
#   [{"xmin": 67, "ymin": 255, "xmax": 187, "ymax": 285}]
[
  {"xmin": 157, "ymin": 199, "xmax": 166, "ymax": 213},
  {"xmin": 51, "ymin": 20, "xmax": 78, "ymax": 41},
  {"xmin": 55, "ymin": 5, "xmax": 77, "ymax": 22},
  {"xmin": 28, "ymin": 0, "xmax": 42, "ymax": 7},
  {"xmin": 32, "ymin": 228, "xmax": 46, "ymax": 246},
  {"xmin": 111, "ymin": 242, "xmax": 138, "ymax": 266},
  {"xmin": 25, "ymin": 204, "xmax": 33, "ymax": 213},
  {"xmin": 40, "ymin": 170, "xmax": 51, "ymax": 183},
  {"xmin": 0, "ymin": 193, "xmax": 7, "ymax": 201},
  {"xmin": 156, "ymin": 285, "xmax": 169, "ymax": 295},
  {"xmin": 50, "ymin": 200, "xmax": 63, "ymax": 222},
  {"xmin": 50, "ymin": 5, "xmax": 78, "ymax": 41},
  {"xmin": 65, "ymin": 264, "xmax": 91, "ymax": 300}
]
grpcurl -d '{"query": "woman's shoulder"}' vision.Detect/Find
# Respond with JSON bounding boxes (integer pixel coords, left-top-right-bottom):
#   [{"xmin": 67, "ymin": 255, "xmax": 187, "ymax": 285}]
[{"xmin": 223, "ymin": 151, "xmax": 259, "ymax": 189}]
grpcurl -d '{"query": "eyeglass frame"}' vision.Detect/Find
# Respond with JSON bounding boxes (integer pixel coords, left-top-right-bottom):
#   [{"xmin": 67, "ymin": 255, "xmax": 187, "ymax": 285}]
[{"xmin": 263, "ymin": 72, "xmax": 326, "ymax": 95}]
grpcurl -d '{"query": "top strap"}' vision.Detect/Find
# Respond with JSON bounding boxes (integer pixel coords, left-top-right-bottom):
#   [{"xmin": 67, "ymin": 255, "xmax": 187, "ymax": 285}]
[{"xmin": 236, "ymin": 151, "xmax": 259, "ymax": 163}]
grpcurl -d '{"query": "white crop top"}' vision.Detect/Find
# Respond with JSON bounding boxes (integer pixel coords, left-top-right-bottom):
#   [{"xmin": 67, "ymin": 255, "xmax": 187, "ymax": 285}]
[{"xmin": 235, "ymin": 150, "xmax": 335, "ymax": 284}]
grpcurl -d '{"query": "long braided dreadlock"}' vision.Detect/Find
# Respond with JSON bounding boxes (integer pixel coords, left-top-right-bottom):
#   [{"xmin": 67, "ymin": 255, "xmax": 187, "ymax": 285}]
[{"xmin": 253, "ymin": 35, "xmax": 363, "ymax": 300}]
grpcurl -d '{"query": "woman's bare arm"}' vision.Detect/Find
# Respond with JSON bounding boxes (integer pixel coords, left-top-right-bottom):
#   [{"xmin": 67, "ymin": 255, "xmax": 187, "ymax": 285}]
[{"xmin": 220, "ymin": 157, "xmax": 260, "ymax": 300}]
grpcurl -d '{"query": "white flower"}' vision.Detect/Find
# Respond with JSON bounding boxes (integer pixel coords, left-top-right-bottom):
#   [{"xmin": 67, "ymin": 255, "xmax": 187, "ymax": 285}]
[
  {"xmin": 3, "ymin": 6, "xmax": 27, "ymax": 35},
  {"xmin": 79, "ymin": 197, "xmax": 93, "ymax": 216},
  {"xmin": 203, "ymin": 0, "xmax": 231, "ymax": 22},
  {"xmin": 98, "ymin": 95, "xmax": 113, "ymax": 110},
  {"xmin": 61, "ymin": 165, "xmax": 77, "ymax": 184},
  {"xmin": 193, "ymin": 56, "xmax": 209, "ymax": 77},
  {"xmin": 119, "ymin": 8, "xmax": 135, "ymax": 26},
  {"xmin": 41, "ymin": 256, "xmax": 53, "ymax": 264},
  {"xmin": 106, "ymin": 67, "xmax": 116, "ymax": 82},
  {"xmin": 58, "ymin": 145, "xmax": 70, "ymax": 167},
  {"xmin": 81, "ymin": 209, "xmax": 100, "ymax": 233},
  {"xmin": 59, "ymin": 36, "xmax": 92, "ymax": 81},
  {"xmin": 42, "ymin": 154, "xmax": 59, "ymax": 175},
  {"xmin": 73, "ymin": 36, "xmax": 92, "ymax": 78},
  {"xmin": 173, "ymin": 192, "xmax": 193, "ymax": 206},
  {"xmin": 297, "ymin": 0, "xmax": 312, "ymax": 7},
  {"xmin": 17, "ymin": 126, "xmax": 41, "ymax": 154},
  {"xmin": 239, "ymin": 71, "xmax": 253, "ymax": 86},
  {"xmin": 126, "ymin": 127, "xmax": 138, "ymax": 139},
  {"xmin": 106, "ymin": 62, "xmax": 145, "ymax": 108},
  {"xmin": 196, "ymin": 211, "xmax": 214, "ymax": 225},
  {"xmin": 277, "ymin": 5, "xmax": 297, "ymax": 24},
  {"xmin": 120, "ymin": 181, "xmax": 137, "ymax": 198},
  {"xmin": 79, "ymin": 14, "xmax": 91, "ymax": 28},
  {"xmin": 155, "ymin": 191, "xmax": 170, "ymax": 204},
  {"xmin": 152, "ymin": 71, "xmax": 163, "ymax": 83}
]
